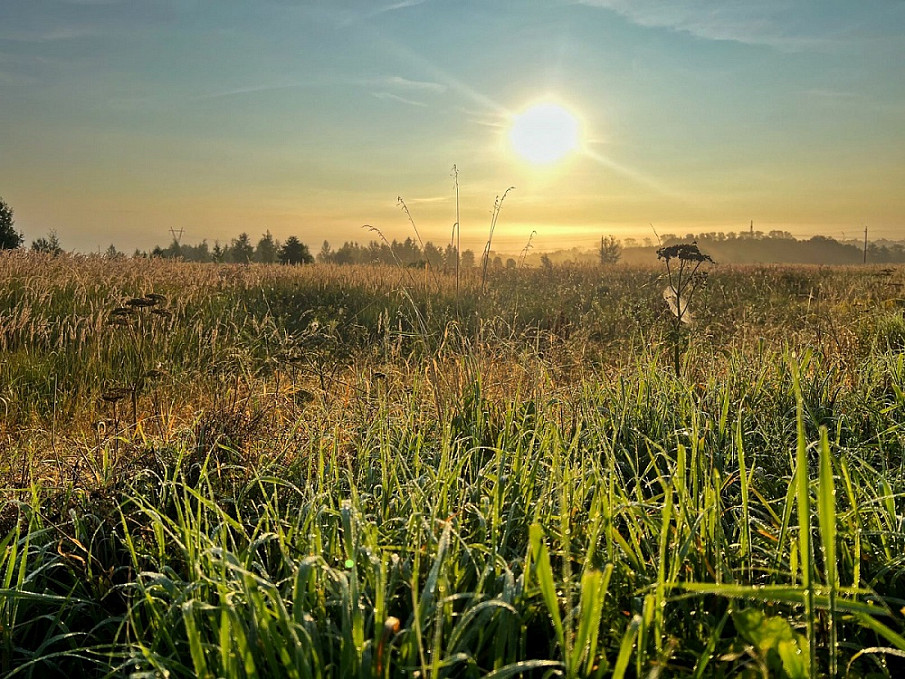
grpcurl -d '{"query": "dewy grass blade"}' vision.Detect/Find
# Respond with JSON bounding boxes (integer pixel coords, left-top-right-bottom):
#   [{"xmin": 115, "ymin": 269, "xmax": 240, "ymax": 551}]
[
  {"xmin": 817, "ymin": 426, "xmax": 838, "ymax": 677},
  {"xmin": 677, "ymin": 583, "xmax": 887, "ymax": 616},
  {"xmin": 853, "ymin": 613, "xmax": 905, "ymax": 652},
  {"xmin": 612, "ymin": 615, "xmax": 642, "ymax": 679},
  {"xmin": 791, "ymin": 356, "xmax": 817, "ymax": 679},
  {"xmin": 529, "ymin": 524, "xmax": 565, "ymax": 657},
  {"xmin": 736, "ymin": 414, "xmax": 752, "ymax": 581},
  {"xmin": 181, "ymin": 602, "xmax": 210, "ymax": 679},
  {"xmin": 571, "ymin": 564, "xmax": 612, "ymax": 676}
]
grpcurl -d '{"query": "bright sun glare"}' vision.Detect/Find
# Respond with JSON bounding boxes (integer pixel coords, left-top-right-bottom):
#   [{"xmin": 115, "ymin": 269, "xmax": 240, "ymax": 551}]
[{"xmin": 509, "ymin": 103, "xmax": 580, "ymax": 166}]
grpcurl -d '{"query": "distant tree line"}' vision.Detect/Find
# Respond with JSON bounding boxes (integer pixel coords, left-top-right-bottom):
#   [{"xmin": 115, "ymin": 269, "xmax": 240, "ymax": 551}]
[
  {"xmin": 145, "ymin": 231, "xmax": 313, "ymax": 264},
  {"xmin": 316, "ymin": 237, "xmax": 478, "ymax": 270},
  {"xmin": 622, "ymin": 230, "xmax": 905, "ymax": 265},
  {"xmin": 144, "ymin": 233, "xmax": 485, "ymax": 269}
]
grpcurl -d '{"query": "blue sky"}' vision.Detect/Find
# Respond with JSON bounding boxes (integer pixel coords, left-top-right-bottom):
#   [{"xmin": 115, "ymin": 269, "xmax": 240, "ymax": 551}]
[{"xmin": 1, "ymin": 0, "xmax": 903, "ymax": 252}]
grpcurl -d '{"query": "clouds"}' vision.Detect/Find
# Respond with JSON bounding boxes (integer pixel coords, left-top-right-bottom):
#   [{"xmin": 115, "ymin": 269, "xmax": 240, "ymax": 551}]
[
  {"xmin": 372, "ymin": 91, "xmax": 428, "ymax": 107},
  {"xmin": 573, "ymin": 0, "xmax": 904, "ymax": 51},
  {"xmin": 382, "ymin": 76, "xmax": 446, "ymax": 94},
  {"xmin": 370, "ymin": 75, "xmax": 446, "ymax": 108},
  {"xmin": 330, "ymin": 0, "xmax": 431, "ymax": 26},
  {"xmin": 372, "ymin": 0, "xmax": 429, "ymax": 15},
  {"xmin": 0, "ymin": 25, "xmax": 101, "ymax": 43}
]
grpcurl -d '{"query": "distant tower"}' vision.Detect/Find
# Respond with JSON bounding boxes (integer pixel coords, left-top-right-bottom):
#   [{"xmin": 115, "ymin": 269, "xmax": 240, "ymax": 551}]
[
  {"xmin": 750, "ymin": 220, "xmax": 754, "ymax": 236},
  {"xmin": 864, "ymin": 226, "xmax": 868, "ymax": 264},
  {"xmin": 169, "ymin": 227, "xmax": 184, "ymax": 245}
]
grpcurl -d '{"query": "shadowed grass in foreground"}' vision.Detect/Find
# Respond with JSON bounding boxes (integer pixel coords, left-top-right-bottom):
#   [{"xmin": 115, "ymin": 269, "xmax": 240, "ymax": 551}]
[{"xmin": 3, "ymin": 350, "xmax": 905, "ymax": 676}]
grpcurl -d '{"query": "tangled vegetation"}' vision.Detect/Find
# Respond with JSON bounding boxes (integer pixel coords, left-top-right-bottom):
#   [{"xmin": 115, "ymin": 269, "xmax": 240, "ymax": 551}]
[{"xmin": 1, "ymin": 251, "xmax": 905, "ymax": 677}]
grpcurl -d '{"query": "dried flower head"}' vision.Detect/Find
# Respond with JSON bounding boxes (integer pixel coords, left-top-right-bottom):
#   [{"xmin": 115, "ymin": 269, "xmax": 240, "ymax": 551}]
[
  {"xmin": 101, "ymin": 387, "xmax": 131, "ymax": 403},
  {"xmin": 656, "ymin": 243, "xmax": 713, "ymax": 264},
  {"xmin": 125, "ymin": 296, "xmax": 157, "ymax": 308},
  {"xmin": 144, "ymin": 293, "xmax": 167, "ymax": 305}
]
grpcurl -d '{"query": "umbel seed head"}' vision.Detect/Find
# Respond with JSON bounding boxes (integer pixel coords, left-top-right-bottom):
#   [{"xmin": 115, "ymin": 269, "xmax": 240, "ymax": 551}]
[{"xmin": 656, "ymin": 243, "xmax": 713, "ymax": 264}]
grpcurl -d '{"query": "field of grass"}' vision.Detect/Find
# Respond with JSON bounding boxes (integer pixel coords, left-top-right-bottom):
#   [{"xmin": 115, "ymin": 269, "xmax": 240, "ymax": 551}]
[{"xmin": 2, "ymin": 250, "xmax": 905, "ymax": 677}]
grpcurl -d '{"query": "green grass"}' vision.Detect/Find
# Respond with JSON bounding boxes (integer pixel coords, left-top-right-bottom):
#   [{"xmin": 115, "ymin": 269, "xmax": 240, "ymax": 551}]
[{"xmin": 2, "ymin": 252, "xmax": 905, "ymax": 677}]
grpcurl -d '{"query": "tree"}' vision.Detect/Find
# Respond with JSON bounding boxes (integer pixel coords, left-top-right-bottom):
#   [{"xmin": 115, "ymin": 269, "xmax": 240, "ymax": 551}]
[
  {"xmin": 163, "ymin": 237, "xmax": 182, "ymax": 259},
  {"xmin": 256, "ymin": 231, "xmax": 279, "ymax": 264},
  {"xmin": 182, "ymin": 240, "xmax": 212, "ymax": 262},
  {"xmin": 442, "ymin": 243, "xmax": 457, "ymax": 273},
  {"xmin": 32, "ymin": 231, "xmax": 63, "ymax": 255},
  {"xmin": 230, "ymin": 232, "xmax": 255, "ymax": 263},
  {"xmin": 279, "ymin": 236, "xmax": 313, "ymax": 265},
  {"xmin": 318, "ymin": 240, "xmax": 333, "ymax": 263},
  {"xmin": 423, "ymin": 241, "xmax": 443, "ymax": 269},
  {"xmin": 599, "ymin": 235, "xmax": 622, "ymax": 265},
  {"xmin": 0, "ymin": 197, "xmax": 23, "ymax": 249}
]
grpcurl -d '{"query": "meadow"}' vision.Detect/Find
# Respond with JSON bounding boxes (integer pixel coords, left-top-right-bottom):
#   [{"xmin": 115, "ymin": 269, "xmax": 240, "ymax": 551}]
[{"xmin": 1, "ymin": 250, "xmax": 905, "ymax": 677}]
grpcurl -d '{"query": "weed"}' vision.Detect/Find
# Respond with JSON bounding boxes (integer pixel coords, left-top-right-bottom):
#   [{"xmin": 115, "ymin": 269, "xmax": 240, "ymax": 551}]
[{"xmin": 657, "ymin": 242, "xmax": 713, "ymax": 376}]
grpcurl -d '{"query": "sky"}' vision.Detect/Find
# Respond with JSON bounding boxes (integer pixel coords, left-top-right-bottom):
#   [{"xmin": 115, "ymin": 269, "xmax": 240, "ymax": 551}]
[{"xmin": 1, "ymin": 0, "xmax": 904, "ymax": 253}]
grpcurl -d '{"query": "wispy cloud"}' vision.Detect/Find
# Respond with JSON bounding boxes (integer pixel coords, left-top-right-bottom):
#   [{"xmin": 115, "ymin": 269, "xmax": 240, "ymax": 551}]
[
  {"xmin": 194, "ymin": 83, "xmax": 309, "ymax": 101},
  {"xmin": 572, "ymin": 0, "xmax": 896, "ymax": 51},
  {"xmin": 0, "ymin": 26, "xmax": 100, "ymax": 43},
  {"xmin": 365, "ymin": 74, "xmax": 446, "ymax": 107},
  {"xmin": 405, "ymin": 195, "xmax": 452, "ymax": 205},
  {"xmin": 458, "ymin": 107, "xmax": 507, "ymax": 130},
  {"xmin": 372, "ymin": 91, "xmax": 427, "ymax": 107},
  {"xmin": 189, "ymin": 74, "xmax": 445, "ymax": 104},
  {"xmin": 373, "ymin": 0, "xmax": 429, "ymax": 15},
  {"xmin": 374, "ymin": 37, "xmax": 510, "ymax": 115},
  {"xmin": 382, "ymin": 75, "xmax": 446, "ymax": 93},
  {"xmin": 336, "ymin": 0, "xmax": 430, "ymax": 26}
]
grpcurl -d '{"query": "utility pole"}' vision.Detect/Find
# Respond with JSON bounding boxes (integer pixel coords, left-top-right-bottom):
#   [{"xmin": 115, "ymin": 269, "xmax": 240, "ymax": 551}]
[
  {"xmin": 169, "ymin": 227, "xmax": 184, "ymax": 245},
  {"xmin": 863, "ymin": 226, "xmax": 868, "ymax": 264}
]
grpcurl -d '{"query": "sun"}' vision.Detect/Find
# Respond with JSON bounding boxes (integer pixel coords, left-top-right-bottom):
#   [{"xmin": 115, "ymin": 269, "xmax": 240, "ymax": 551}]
[{"xmin": 509, "ymin": 102, "xmax": 580, "ymax": 166}]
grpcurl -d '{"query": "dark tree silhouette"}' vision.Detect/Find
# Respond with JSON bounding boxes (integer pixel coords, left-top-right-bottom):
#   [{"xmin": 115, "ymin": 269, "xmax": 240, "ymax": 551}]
[
  {"xmin": 230, "ymin": 233, "xmax": 255, "ymax": 263},
  {"xmin": 279, "ymin": 236, "xmax": 313, "ymax": 265},
  {"xmin": 599, "ymin": 235, "xmax": 622, "ymax": 265},
  {"xmin": 0, "ymin": 197, "xmax": 23, "ymax": 249},
  {"xmin": 256, "ymin": 231, "xmax": 278, "ymax": 263},
  {"xmin": 31, "ymin": 231, "xmax": 63, "ymax": 255}
]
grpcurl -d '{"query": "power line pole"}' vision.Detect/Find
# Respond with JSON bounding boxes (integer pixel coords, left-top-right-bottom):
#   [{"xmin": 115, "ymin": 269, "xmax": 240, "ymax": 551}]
[
  {"xmin": 169, "ymin": 227, "xmax": 184, "ymax": 245},
  {"xmin": 863, "ymin": 226, "xmax": 868, "ymax": 264}
]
